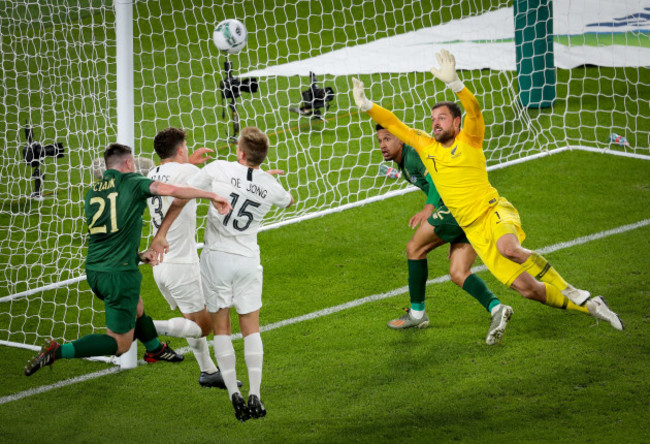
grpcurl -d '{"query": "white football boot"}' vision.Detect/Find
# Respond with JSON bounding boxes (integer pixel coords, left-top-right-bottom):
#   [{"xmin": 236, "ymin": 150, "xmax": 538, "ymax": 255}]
[
  {"xmin": 587, "ymin": 296, "xmax": 624, "ymax": 331},
  {"xmin": 486, "ymin": 304, "xmax": 514, "ymax": 345}
]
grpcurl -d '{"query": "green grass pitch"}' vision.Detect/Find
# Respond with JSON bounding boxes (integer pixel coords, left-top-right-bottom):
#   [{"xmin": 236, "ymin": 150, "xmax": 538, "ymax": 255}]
[
  {"xmin": 1, "ymin": 0, "xmax": 649, "ymax": 442},
  {"xmin": 1, "ymin": 150, "xmax": 649, "ymax": 442}
]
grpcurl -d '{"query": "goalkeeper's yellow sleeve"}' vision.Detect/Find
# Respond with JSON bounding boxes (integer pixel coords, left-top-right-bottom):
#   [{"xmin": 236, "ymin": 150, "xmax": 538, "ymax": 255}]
[
  {"xmin": 367, "ymin": 104, "xmax": 435, "ymax": 153},
  {"xmin": 456, "ymin": 87, "xmax": 485, "ymax": 149}
]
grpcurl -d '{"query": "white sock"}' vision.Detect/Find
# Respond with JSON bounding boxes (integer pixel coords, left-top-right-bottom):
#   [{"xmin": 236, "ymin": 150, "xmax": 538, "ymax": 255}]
[
  {"xmin": 244, "ymin": 332, "xmax": 264, "ymax": 397},
  {"xmin": 153, "ymin": 318, "xmax": 202, "ymax": 338},
  {"xmin": 187, "ymin": 337, "xmax": 218, "ymax": 374},
  {"xmin": 213, "ymin": 335, "xmax": 239, "ymax": 397},
  {"xmin": 410, "ymin": 309, "xmax": 424, "ymax": 319}
]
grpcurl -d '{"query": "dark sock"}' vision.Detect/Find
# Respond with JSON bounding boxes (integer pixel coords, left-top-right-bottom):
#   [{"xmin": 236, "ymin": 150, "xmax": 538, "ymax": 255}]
[
  {"xmin": 408, "ymin": 259, "xmax": 428, "ymax": 311},
  {"xmin": 462, "ymin": 273, "xmax": 499, "ymax": 312},
  {"xmin": 59, "ymin": 334, "xmax": 118, "ymax": 358},
  {"xmin": 134, "ymin": 312, "xmax": 161, "ymax": 352}
]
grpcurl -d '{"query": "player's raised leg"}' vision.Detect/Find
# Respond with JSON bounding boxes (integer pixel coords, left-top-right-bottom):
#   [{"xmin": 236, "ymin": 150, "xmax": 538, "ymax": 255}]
[
  {"xmin": 153, "ymin": 307, "xmax": 226, "ymax": 388},
  {"xmin": 496, "ymin": 232, "xmax": 590, "ymax": 305},
  {"xmin": 509, "ymin": 271, "xmax": 624, "ymax": 330}
]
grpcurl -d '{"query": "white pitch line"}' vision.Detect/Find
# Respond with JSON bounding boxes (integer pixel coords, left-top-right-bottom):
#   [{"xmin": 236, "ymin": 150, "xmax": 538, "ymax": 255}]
[
  {"xmin": 0, "ymin": 367, "xmax": 121, "ymax": 405},
  {"xmin": 3, "ymin": 218, "xmax": 648, "ymax": 406}
]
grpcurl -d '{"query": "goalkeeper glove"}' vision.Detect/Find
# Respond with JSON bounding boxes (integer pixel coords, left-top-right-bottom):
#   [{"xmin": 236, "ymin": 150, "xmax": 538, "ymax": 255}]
[
  {"xmin": 352, "ymin": 77, "xmax": 373, "ymax": 112},
  {"xmin": 430, "ymin": 49, "xmax": 465, "ymax": 93}
]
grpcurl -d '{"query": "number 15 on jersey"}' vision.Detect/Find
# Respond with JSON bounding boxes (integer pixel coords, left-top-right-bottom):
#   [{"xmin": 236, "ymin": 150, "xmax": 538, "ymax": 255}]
[{"xmin": 223, "ymin": 192, "xmax": 260, "ymax": 232}]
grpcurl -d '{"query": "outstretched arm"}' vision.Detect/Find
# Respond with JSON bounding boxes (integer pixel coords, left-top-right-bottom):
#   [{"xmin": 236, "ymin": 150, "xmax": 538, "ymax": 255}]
[
  {"xmin": 352, "ymin": 78, "xmax": 434, "ymax": 152},
  {"xmin": 430, "ymin": 49, "xmax": 484, "ymax": 147},
  {"xmin": 149, "ymin": 181, "xmax": 231, "ymax": 214}
]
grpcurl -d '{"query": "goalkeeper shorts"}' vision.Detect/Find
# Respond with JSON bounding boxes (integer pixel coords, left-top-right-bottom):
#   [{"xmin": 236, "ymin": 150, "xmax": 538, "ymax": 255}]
[{"xmin": 464, "ymin": 197, "xmax": 527, "ymax": 287}]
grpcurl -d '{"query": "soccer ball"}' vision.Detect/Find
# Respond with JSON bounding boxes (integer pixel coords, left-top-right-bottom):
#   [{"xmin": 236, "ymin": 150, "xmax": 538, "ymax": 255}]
[{"xmin": 212, "ymin": 19, "xmax": 248, "ymax": 54}]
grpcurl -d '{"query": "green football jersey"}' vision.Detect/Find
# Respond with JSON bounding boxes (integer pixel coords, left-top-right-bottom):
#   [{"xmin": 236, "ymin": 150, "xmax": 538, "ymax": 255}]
[
  {"xmin": 85, "ymin": 169, "xmax": 154, "ymax": 272},
  {"xmin": 398, "ymin": 144, "xmax": 443, "ymax": 207}
]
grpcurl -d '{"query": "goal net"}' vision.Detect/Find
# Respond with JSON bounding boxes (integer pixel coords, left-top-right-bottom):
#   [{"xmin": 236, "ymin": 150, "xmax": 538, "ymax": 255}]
[{"xmin": 1, "ymin": 0, "xmax": 648, "ymax": 355}]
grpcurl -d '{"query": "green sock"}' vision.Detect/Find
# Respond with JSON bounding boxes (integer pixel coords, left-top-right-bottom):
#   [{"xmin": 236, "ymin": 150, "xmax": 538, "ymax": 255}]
[
  {"xmin": 487, "ymin": 299, "xmax": 501, "ymax": 313},
  {"xmin": 57, "ymin": 343, "xmax": 74, "ymax": 359},
  {"xmin": 408, "ymin": 259, "xmax": 428, "ymax": 311},
  {"xmin": 134, "ymin": 312, "xmax": 161, "ymax": 352},
  {"xmin": 462, "ymin": 273, "xmax": 499, "ymax": 312},
  {"xmin": 60, "ymin": 334, "xmax": 118, "ymax": 358}
]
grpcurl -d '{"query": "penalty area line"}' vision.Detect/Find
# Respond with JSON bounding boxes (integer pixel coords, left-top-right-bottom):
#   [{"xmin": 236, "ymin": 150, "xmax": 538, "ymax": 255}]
[{"xmin": 3, "ymin": 218, "xmax": 648, "ymax": 406}]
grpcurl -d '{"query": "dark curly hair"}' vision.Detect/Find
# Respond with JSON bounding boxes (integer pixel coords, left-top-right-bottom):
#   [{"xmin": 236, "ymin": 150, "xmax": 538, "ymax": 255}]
[{"xmin": 153, "ymin": 127, "xmax": 186, "ymax": 160}]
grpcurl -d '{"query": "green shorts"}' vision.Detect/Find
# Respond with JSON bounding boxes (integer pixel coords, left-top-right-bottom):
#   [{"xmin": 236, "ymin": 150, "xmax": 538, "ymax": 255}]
[
  {"xmin": 427, "ymin": 205, "xmax": 469, "ymax": 244},
  {"xmin": 86, "ymin": 269, "xmax": 142, "ymax": 334}
]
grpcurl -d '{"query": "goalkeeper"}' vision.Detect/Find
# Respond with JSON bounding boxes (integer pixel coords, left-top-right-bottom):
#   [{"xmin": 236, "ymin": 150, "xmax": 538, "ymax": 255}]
[
  {"xmin": 352, "ymin": 50, "xmax": 623, "ymax": 331},
  {"xmin": 376, "ymin": 124, "xmax": 512, "ymax": 345}
]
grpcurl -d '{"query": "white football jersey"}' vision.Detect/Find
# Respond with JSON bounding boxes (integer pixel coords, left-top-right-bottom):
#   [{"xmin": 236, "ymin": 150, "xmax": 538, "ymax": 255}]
[
  {"xmin": 189, "ymin": 160, "xmax": 292, "ymax": 257},
  {"xmin": 147, "ymin": 162, "xmax": 200, "ymax": 263}
]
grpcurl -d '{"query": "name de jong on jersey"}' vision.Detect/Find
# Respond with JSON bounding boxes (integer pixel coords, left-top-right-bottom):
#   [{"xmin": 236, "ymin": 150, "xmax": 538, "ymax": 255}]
[{"xmin": 189, "ymin": 160, "xmax": 292, "ymax": 257}]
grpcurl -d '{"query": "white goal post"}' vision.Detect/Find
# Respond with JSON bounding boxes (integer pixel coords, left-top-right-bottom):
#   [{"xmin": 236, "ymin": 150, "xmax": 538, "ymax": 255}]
[{"xmin": 0, "ymin": 0, "xmax": 648, "ymax": 368}]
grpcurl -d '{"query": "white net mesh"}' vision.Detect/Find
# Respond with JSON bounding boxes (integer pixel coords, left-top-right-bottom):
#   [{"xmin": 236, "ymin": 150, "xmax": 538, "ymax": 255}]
[{"xmin": 1, "ymin": 0, "xmax": 648, "ymax": 348}]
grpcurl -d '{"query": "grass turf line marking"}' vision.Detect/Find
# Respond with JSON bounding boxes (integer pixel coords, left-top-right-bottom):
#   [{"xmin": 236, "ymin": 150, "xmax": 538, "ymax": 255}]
[
  {"xmin": 0, "ymin": 367, "xmax": 121, "ymax": 405},
  {"xmin": 3, "ymin": 218, "xmax": 648, "ymax": 405}
]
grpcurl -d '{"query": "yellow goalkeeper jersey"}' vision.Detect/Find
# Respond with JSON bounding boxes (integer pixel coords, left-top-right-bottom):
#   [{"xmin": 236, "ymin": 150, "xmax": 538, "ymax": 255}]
[{"xmin": 367, "ymin": 88, "xmax": 499, "ymax": 227}]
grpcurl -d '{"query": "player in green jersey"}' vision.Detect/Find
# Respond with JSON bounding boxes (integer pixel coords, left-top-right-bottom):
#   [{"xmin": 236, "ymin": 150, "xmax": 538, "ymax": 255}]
[
  {"xmin": 376, "ymin": 124, "xmax": 513, "ymax": 345},
  {"xmin": 25, "ymin": 143, "xmax": 232, "ymax": 376}
]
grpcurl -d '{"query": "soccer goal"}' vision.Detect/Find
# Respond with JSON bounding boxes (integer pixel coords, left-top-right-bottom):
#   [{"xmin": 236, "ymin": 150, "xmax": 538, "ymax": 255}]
[{"xmin": 1, "ymin": 0, "xmax": 648, "ymax": 367}]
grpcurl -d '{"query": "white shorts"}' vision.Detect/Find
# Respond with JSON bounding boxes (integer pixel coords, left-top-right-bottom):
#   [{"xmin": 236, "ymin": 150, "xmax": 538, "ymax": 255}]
[
  {"xmin": 200, "ymin": 250, "xmax": 263, "ymax": 315},
  {"xmin": 152, "ymin": 262, "xmax": 206, "ymax": 314}
]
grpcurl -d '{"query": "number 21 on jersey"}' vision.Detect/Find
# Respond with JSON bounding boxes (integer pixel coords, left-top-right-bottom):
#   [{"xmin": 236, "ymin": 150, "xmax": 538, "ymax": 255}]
[{"xmin": 88, "ymin": 192, "xmax": 118, "ymax": 234}]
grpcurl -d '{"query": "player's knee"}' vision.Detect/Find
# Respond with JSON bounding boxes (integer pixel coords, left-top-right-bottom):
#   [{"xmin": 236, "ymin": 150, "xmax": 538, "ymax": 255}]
[
  {"xmin": 406, "ymin": 240, "xmax": 426, "ymax": 259},
  {"xmin": 449, "ymin": 267, "xmax": 468, "ymax": 287}
]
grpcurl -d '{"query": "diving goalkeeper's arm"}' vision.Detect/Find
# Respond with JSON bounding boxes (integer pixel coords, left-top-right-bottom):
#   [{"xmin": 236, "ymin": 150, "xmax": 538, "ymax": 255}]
[{"xmin": 352, "ymin": 78, "xmax": 431, "ymax": 149}]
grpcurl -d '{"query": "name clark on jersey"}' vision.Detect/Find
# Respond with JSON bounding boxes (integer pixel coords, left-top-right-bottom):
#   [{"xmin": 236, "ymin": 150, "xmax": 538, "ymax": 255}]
[
  {"xmin": 231, "ymin": 177, "xmax": 267, "ymax": 199},
  {"xmin": 93, "ymin": 178, "xmax": 116, "ymax": 191}
]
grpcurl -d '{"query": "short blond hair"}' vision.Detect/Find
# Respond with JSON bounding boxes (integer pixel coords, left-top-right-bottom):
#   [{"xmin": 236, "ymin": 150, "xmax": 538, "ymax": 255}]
[{"xmin": 239, "ymin": 126, "xmax": 269, "ymax": 166}]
